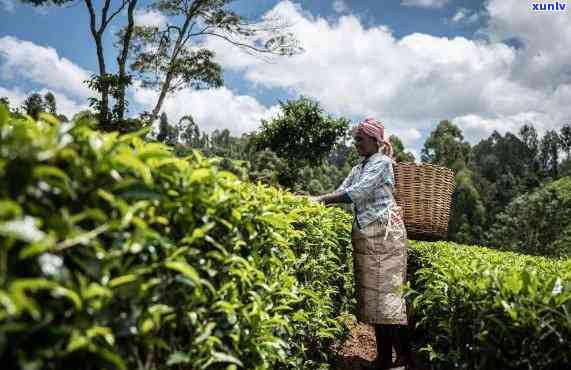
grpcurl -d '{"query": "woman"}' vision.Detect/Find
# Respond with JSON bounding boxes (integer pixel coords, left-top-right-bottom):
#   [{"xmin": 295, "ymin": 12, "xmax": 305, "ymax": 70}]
[{"xmin": 310, "ymin": 118, "xmax": 410, "ymax": 370}]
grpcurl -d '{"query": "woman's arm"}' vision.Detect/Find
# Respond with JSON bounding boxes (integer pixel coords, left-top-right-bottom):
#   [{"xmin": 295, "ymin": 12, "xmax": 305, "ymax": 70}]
[
  {"xmin": 309, "ymin": 165, "xmax": 354, "ymax": 204},
  {"xmin": 311, "ymin": 191, "xmax": 352, "ymax": 205}
]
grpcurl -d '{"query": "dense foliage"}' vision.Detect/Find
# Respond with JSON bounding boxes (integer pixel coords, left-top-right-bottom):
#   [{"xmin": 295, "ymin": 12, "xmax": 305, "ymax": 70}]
[
  {"xmin": 0, "ymin": 107, "xmax": 354, "ymax": 369},
  {"xmin": 488, "ymin": 177, "xmax": 571, "ymax": 257},
  {"xmin": 250, "ymin": 98, "xmax": 349, "ymax": 187},
  {"xmin": 408, "ymin": 242, "xmax": 571, "ymax": 370},
  {"xmin": 421, "ymin": 120, "xmax": 571, "ymax": 249}
]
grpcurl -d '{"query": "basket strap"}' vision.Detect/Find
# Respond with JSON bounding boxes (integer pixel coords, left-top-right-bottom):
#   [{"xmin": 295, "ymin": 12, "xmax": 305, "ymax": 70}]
[{"xmin": 381, "ymin": 184, "xmax": 405, "ymax": 240}]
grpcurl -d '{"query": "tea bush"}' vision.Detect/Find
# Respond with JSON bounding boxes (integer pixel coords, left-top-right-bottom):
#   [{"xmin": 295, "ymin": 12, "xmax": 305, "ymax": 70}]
[
  {"xmin": 0, "ymin": 106, "xmax": 354, "ymax": 370},
  {"xmin": 408, "ymin": 241, "xmax": 571, "ymax": 370}
]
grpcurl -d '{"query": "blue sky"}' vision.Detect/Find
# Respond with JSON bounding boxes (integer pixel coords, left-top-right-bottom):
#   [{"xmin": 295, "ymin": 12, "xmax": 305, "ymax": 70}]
[
  {"xmin": 0, "ymin": 0, "xmax": 485, "ymax": 95},
  {"xmin": 1, "ymin": 0, "xmax": 570, "ymax": 159}
]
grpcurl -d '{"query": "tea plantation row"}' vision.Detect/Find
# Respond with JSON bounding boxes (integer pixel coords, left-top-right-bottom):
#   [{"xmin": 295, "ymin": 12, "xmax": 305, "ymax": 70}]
[
  {"xmin": 407, "ymin": 242, "xmax": 571, "ymax": 370},
  {"xmin": 0, "ymin": 109, "xmax": 354, "ymax": 369},
  {"xmin": 1, "ymin": 108, "xmax": 569, "ymax": 369}
]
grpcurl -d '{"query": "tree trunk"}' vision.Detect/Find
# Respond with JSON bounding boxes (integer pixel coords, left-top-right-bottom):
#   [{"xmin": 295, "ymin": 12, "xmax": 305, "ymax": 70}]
[
  {"xmin": 149, "ymin": 70, "xmax": 174, "ymax": 124},
  {"xmin": 85, "ymin": 0, "xmax": 110, "ymax": 128},
  {"xmin": 85, "ymin": 0, "xmax": 130, "ymax": 129},
  {"xmin": 116, "ymin": 0, "xmax": 137, "ymax": 123},
  {"xmin": 96, "ymin": 40, "xmax": 111, "ymax": 128},
  {"xmin": 147, "ymin": 7, "xmax": 197, "ymax": 124}
]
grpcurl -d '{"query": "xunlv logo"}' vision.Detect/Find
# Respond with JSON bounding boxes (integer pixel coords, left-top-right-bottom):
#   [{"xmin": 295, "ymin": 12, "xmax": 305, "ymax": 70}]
[{"xmin": 531, "ymin": 2, "xmax": 567, "ymax": 11}]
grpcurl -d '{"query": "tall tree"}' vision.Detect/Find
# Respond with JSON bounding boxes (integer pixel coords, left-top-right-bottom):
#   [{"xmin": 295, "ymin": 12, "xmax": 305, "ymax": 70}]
[
  {"xmin": 178, "ymin": 115, "xmax": 201, "ymax": 146},
  {"xmin": 518, "ymin": 124, "xmax": 541, "ymax": 187},
  {"xmin": 25, "ymin": 0, "xmax": 139, "ymax": 130},
  {"xmin": 114, "ymin": 0, "xmax": 138, "ymax": 123},
  {"xmin": 129, "ymin": 0, "xmax": 302, "ymax": 124},
  {"xmin": 520, "ymin": 124, "xmax": 539, "ymax": 157},
  {"xmin": 471, "ymin": 131, "xmax": 534, "ymax": 217},
  {"xmin": 156, "ymin": 112, "xmax": 178, "ymax": 145},
  {"xmin": 82, "ymin": 0, "xmax": 139, "ymax": 129},
  {"xmin": 250, "ymin": 97, "xmax": 349, "ymax": 187},
  {"xmin": 24, "ymin": 1, "xmax": 299, "ymax": 131},
  {"xmin": 43, "ymin": 92, "xmax": 57, "ymax": 114},
  {"xmin": 539, "ymin": 130, "xmax": 561, "ymax": 179},
  {"xmin": 449, "ymin": 165, "xmax": 487, "ymax": 245},
  {"xmin": 421, "ymin": 120, "xmax": 471, "ymax": 170},
  {"xmin": 22, "ymin": 93, "xmax": 44, "ymax": 119},
  {"xmin": 560, "ymin": 124, "xmax": 571, "ymax": 161}
]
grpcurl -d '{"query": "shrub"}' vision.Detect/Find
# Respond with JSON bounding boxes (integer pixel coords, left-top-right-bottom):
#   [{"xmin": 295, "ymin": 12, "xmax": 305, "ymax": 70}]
[
  {"xmin": 408, "ymin": 241, "xmax": 571, "ymax": 370},
  {"xmin": 0, "ymin": 107, "xmax": 354, "ymax": 370}
]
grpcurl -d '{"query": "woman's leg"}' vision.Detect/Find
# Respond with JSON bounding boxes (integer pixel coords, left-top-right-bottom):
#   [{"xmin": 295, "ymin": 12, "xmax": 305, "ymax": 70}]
[
  {"xmin": 375, "ymin": 324, "xmax": 394, "ymax": 369},
  {"xmin": 393, "ymin": 325, "xmax": 411, "ymax": 367}
]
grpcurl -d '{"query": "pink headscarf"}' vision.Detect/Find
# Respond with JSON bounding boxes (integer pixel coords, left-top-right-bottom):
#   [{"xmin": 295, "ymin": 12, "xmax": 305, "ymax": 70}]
[{"xmin": 355, "ymin": 117, "xmax": 394, "ymax": 159}]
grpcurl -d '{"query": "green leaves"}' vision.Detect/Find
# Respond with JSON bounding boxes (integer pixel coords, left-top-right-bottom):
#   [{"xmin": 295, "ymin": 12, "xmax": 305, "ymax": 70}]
[
  {"xmin": 112, "ymin": 148, "xmax": 153, "ymax": 184},
  {"xmin": 0, "ymin": 114, "xmax": 354, "ymax": 369},
  {"xmin": 408, "ymin": 241, "xmax": 571, "ymax": 370},
  {"xmin": 164, "ymin": 261, "xmax": 200, "ymax": 284},
  {"xmin": 488, "ymin": 176, "xmax": 571, "ymax": 257},
  {"xmin": 0, "ymin": 102, "xmax": 9, "ymax": 126},
  {"xmin": 209, "ymin": 351, "xmax": 244, "ymax": 367},
  {"xmin": 250, "ymin": 97, "xmax": 349, "ymax": 187}
]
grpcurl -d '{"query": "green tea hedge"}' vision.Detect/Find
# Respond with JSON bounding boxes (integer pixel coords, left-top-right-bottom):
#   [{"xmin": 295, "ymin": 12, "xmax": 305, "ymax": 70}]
[
  {"xmin": 0, "ymin": 107, "xmax": 354, "ymax": 370},
  {"xmin": 408, "ymin": 242, "xmax": 571, "ymax": 370}
]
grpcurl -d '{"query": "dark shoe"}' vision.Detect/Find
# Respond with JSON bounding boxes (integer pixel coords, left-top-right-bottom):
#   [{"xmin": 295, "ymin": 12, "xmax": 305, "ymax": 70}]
[
  {"xmin": 393, "ymin": 355, "xmax": 411, "ymax": 370},
  {"xmin": 373, "ymin": 356, "xmax": 394, "ymax": 370}
]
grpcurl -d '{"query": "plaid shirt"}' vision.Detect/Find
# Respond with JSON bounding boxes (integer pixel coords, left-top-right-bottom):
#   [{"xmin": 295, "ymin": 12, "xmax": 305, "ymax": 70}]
[{"xmin": 337, "ymin": 152, "xmax": 396, "ymax": 229}]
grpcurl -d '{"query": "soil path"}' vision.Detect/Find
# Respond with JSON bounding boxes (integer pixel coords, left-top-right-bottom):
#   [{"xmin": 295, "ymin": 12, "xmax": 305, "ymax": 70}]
[{"xmin": 332, "ymin": 321, "xmax": 407, "ymax": 370}]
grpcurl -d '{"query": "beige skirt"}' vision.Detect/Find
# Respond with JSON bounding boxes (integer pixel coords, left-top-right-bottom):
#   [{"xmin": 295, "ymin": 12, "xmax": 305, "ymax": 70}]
[{"xmin": 352, "ymin": 219, "xmax": 408, "ymax": 325}]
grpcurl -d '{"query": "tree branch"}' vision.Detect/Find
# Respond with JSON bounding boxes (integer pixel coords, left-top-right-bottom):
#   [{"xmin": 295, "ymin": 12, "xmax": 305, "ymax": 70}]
[
  {"xmin": 100, "ymin": 0, "xmax": 112, "ymax": 34},
  {"xmin": 166, "ymin": 25, "xmax": 183, "ymax": 37},
  {"xmin": 187, "ymin": 24, "xmax": 212, "ymax": 38},
  {"xmin": 84, "ymin": 0, "xmax": 98, "ymax": 38},
  {"xmin": 104, "ymin": 0, "xmax": 128, "ymax": 29},
  {"xmin": 200, "ymin": 31, "xmax": 275, "ymax": 54}
]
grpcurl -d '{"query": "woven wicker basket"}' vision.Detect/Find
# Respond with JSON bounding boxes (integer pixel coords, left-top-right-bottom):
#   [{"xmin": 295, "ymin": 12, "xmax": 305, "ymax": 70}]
[{"xmin": 393, "ymin": 162, "xmax": 455, "ymax": 240}]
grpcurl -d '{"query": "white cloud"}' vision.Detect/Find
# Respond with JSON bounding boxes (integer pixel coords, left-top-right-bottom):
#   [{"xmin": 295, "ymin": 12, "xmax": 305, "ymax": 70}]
[
  {"xmin": 482, "ymin": 0, "xmax": 571, "ymax": 89},
  {"xmin": 1, "ymin": 0, "xmax": 15, "ymax": 12},
  {"xmin": 0, "ymin": 86, "xmax": 88, "ymax": 118},
  {"xmin": 401, "ymin": 0, "xmax": 450, "ymax": 9},
  {"xmin": 332, "ymin": 0, "xmax": 348, "ymax": 14},
  {"xmin": 132, "ymin": 86, "xmax": 279, "ymax": 135},
  {"xmin": 394, "ymin": 128, "xmax": 423, "ymax": 147},
  {"xmin": 134, "ymin": 9, "xmax": 168, "ymax": 28},
  {"xmin": 0, "ymin": 36, "xmax": 93, "ymax": 99},
  {"xmin": 0, "ymin": 86, "xmax": 26, "ymax": 106},
  {"xmin": 453, "ymin": 112, "xmax": 553, "ymax": 143},
  {"xmin": 203, "ymin": 0, "xmax": 570, "ymax": 151},
  {"xmin": 451, "ymin": 8, "xmax": 481, "ymax": 24}
]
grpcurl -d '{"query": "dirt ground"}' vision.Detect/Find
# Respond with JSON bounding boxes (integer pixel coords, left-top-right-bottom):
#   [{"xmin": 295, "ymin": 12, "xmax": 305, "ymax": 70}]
[{"xmin": 332, "ymin": 321, "xmax": 407, "ymax": 370}]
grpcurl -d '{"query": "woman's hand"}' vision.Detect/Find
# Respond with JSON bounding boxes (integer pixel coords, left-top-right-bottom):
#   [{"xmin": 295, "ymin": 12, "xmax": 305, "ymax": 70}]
[{"xmin": 307, "ymin": 195, "xmax": 321, "ymax": 203}]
